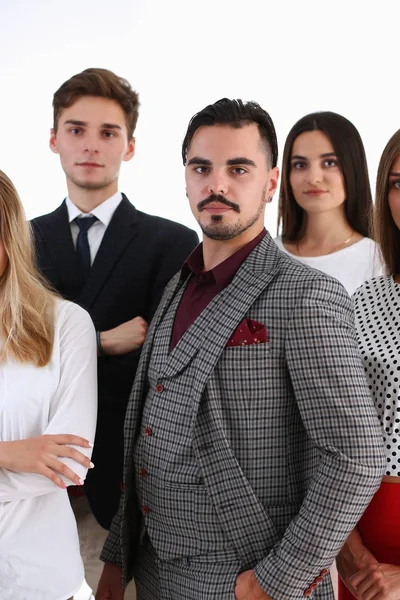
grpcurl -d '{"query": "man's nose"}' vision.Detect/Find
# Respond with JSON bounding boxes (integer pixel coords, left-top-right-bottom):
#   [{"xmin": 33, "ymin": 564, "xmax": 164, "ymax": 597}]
[{"xmin": 207, "ymin": 171, "xmax": 228, "ymax": 196}]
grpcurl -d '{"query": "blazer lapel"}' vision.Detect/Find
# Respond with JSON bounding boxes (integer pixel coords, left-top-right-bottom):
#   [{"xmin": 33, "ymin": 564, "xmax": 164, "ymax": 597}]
[
  {"xmin": 77, "ymin": 196, "xmax": 139, "ymax": 310},
  {"xmin": 123, "ymin": 272, "xmax": 185, "ymax": 461},
  {"xmin": 160, "ymin": 233, "xmax": 282, "ymax": 380},
  {"xmin": 38, "ymin": 201, "xmax": 85, "ymax": 292}
]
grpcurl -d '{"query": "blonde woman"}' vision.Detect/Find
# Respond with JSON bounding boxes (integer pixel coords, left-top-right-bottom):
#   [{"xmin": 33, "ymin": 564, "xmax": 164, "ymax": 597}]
[{"xmin": 0, "ymin": 170, "xmax": 97, "ymax": 600}]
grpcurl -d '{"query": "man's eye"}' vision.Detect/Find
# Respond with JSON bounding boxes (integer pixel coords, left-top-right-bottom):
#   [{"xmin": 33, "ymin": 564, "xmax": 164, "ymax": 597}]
[
  {"xmin": 70, "ymin": 128, "xmax": 81, "ymax": 135},
  {"xmin": 103, "ymin": 131, "xmax": 115, "ymax": 138},
  {"xmin": 232, "ymin": 168, "xmax": 246, "ymax": 175},
  {"xmin": 194, "ymin": 166, "xmax": 209, "ymax": 174}
]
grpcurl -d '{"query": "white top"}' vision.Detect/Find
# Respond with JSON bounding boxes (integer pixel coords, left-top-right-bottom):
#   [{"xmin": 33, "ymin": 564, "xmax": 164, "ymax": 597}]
[
  {"xmin": 66, "ymin": 191, "xmax": 122, "ymax": 264},
  {"xmin": 274, "ymin": 236, "xmax": 384, "ymax": 296},
  {"xmin": 353, "ymin": 276, "xmax": 400, "ymax": 476},
  {"xmin": 0, "ymin": 300, "xmax": 97, "ymax": 600}
]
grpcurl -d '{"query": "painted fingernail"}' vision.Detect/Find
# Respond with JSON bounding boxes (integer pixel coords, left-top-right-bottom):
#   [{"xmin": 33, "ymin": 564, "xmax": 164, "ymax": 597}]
[
  {"xmin": 78, "ymin": 478, "xmax": 84, "ymax": 485},
  {"xmin": 61, "ymin": 483, "xmax": 66, "ymax": 489},
  {"xmin": 87, "ymin": 441, "xmax": 94, "ymax": 447},
  {"xmin": 89, "ymin": 462, "xmax": 95, "ymax": 468}
]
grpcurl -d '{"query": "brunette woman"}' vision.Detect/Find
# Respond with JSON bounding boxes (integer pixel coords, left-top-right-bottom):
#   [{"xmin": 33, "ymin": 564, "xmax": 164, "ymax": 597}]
[
  {"xmin": 337, "ymin": 129, "xmax": 400, "ymax": 600},
  {"xmin": 276, "ymin": 111, "xmax": 383, "ymax": 294}
]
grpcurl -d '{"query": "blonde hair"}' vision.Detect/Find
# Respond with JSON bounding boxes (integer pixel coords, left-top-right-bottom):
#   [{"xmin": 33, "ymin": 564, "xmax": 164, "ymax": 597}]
[
  {"xmin": 0, "ymin": 170, "xmax": 56, "ymax": 366},
  {"xmin": 374, "ymin": 129, "xmax": 400, "ymax": 276}
]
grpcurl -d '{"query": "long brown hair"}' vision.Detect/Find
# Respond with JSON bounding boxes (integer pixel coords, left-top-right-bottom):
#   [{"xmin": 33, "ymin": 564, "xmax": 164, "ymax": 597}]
[
  {"xmin": 0, "ymin": 171, "xmax": 56, "ymax": 366},
  {"xmin": 278, "ymin": 111, "xmax": 372, "ymax": 241},
  {"xmin": 374, "ymin": 129, "xmax": 400, "ymax": 275}
]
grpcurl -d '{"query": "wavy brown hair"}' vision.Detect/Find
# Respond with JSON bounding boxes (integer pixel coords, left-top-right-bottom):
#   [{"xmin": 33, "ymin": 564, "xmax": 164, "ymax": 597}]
[
  {"xmin": 0, "ymin": 171, "xmax": 56, "ymax": 366},
  {"xmin": 374, "ymin": 129, "xmax": 400, "ymax": 275},
  {"xmin": 278, "ymin": 111, "xmax": 372, "ymax": 241}
]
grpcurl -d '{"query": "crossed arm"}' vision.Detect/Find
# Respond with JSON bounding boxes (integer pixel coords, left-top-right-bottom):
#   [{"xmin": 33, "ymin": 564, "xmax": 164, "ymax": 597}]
[
  {"xmin": 0, "ymin": 303, "xmax": 97, "ymax": 502},
  {"xmin": 337, "ymin": 527, "xmax": 400, "ymax": 600}
]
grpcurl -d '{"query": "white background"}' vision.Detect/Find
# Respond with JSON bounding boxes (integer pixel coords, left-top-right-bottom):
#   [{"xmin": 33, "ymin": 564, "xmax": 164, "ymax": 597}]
[{"xmin": 0, "ymin": 0, "xmax": 398, "ymax": 237}]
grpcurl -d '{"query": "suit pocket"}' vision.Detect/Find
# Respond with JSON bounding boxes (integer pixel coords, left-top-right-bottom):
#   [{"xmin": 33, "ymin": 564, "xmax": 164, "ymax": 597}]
[{"xmin": 214, "ymin": 342, "xmax": 272, "ymax": 406}]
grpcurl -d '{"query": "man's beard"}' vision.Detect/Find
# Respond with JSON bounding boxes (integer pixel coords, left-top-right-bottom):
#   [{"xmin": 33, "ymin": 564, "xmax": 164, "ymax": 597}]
[{"xmin": 198, "ymin": 191, "xmax": 265, "ymax": 241}]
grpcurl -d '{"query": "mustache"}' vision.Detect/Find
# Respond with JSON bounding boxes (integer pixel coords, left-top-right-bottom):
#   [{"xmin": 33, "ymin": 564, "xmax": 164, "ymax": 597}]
[{"xmin": 197, "ymin": 194, "xmax": 240, "ymax": 213}]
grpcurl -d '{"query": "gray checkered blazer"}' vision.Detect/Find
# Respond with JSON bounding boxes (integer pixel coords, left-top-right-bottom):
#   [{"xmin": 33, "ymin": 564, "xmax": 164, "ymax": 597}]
[{"xmin": 102, "ymin": 232, "xmax": 385, "ymax": 600}]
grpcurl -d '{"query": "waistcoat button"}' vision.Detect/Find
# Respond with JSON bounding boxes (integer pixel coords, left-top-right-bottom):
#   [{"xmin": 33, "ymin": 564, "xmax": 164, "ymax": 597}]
[
  {"xmin": 155, "ymin": 384, "xmax": 164, "ymax": 393},
  {"xmin": 140, "ymin": 468, "xmax": 148, "ymax": 478},
  {"xmin": 144, "ymin": 426, "xmax": 153, "ymax": 437},
  {"xmin": 142, "ymin": 504, "xmax": 151, "ymax": 515}
]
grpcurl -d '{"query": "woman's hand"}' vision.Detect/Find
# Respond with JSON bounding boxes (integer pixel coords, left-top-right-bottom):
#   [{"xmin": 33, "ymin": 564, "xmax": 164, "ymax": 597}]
[
  {"xmin": 351, "ymin": 564, "xmax": 400, "ymax": 600},
  {"xmin": 0, "ymin": 435, "xmax": 94, "ymax": 488},
  {"xmin": 336, "ymin": 528, "xmax": 379, "ymax": 598}
]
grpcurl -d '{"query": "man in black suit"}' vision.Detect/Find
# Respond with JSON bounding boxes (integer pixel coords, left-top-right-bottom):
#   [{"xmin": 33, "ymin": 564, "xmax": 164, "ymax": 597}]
[{"xmin": 31, "ymin": 67, "xmax": 198, "ymax": 598}]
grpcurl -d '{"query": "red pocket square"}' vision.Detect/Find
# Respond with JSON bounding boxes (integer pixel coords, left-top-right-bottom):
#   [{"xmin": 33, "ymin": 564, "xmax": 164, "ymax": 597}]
[{"xmin": 226, "ymin": 318, "xmax": 268, "ymax": 347}]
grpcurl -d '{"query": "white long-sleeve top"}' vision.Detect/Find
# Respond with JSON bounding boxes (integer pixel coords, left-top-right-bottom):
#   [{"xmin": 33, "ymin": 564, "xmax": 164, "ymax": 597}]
[{"xmin": 0, "ymin": 300, "xmax": 97, "ymax": 600}]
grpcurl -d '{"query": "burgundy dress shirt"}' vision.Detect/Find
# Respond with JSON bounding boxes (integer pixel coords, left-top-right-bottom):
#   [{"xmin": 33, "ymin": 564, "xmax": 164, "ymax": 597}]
[{"xmin": 170, "ymin": 229, "xmax": 266, "ymax": 351}]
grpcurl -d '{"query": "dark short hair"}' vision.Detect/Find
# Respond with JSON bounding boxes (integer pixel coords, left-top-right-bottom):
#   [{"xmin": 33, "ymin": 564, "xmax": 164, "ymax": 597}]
[
  {"xmin": 278, "ymin": 111, "xmax": 372, "ymax": 240},
  {"xmin": 182, "ymin": 98, "xmax": 278, "ymax": 168},
  {"xmin": 374, "ymin": 129, "xmax": 400, "ymax": 275},
  {"xmin": 53, "ymin": 67, "xmax": 139, "ymax": 139}
]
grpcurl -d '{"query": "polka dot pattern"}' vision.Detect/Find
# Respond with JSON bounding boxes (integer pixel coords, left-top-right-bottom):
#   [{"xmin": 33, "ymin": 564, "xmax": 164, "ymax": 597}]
[{"xmin": 354, "ymin": 276, "xmax": 400, "ymax": 476}]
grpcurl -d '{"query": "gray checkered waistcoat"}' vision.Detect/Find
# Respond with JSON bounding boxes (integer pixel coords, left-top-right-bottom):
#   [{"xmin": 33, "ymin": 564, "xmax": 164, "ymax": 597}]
[{"xmin": 102, "ymin": 233, "xmax": 385, "ymax": 600}]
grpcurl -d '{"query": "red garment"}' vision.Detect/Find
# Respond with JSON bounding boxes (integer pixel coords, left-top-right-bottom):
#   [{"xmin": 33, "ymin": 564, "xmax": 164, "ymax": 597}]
[
  {"xmin": 338, "ymin": 482, "xmax": 400, "ymax": 600},
  {"xmin": 226, "ymin": 318, "xmax": 268, "ymax": 347},
  {"xmin": 170, "ymin": 229, "xmax": 266, "ymax": 351}
]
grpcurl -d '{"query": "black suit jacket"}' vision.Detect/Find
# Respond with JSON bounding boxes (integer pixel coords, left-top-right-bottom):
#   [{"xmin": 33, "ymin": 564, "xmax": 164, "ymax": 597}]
[{"xmin": 31, "ymin": 195, "xmax": 199, "ymax": 528}]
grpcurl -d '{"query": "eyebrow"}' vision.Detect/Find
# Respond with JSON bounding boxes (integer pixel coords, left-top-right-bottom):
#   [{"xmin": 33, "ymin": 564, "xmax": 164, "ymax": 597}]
[
  {"xmin": 291, "ymin": 152, "xmax": 337, "ymax": 160},
  {"xmin": 389, "ymin": 171, "xmax": 400, "ymax": 177},
  {"xmin": 63, "ymin": 119, "xmax": 122, "ymax": 130},
  {"xmin": 186, "ymin": 156, "xmax": 256, "ymax": 167}
]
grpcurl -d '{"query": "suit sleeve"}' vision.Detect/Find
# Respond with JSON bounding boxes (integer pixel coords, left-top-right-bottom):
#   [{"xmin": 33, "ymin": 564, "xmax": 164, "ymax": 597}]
[
  {"xmin": 0, "ymin": 303, "xmax": 97, "ymax": 502},
  {"xmin": 149, "ymin": 228, "xmax": 198, "ymax": 318},
  {"xmin": 100, "ymin": 499, "xmax": 123, "ymax": 566},
  {"xmin": 254, "ymin": 276, "xmax": 385, "ymax": 600}
]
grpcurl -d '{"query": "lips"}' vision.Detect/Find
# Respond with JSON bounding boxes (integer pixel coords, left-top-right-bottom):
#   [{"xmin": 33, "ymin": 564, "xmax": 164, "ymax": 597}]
[
  {"xmin": 304, "ymin": 189, "xmax": 327, "ymax": 196},
  {"xmin": 77, "ymin": 162, "xmax": 103, "ymax": 167},
  {"xmin": 203, "ymin": 203, "xmax": 232, "ymax": 213}
]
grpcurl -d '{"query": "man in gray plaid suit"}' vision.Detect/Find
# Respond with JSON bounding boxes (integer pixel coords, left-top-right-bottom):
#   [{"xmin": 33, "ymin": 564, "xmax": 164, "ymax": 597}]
[{"xmin": 97, "ymin": 99, "xmax": 385, "ymax": 600}]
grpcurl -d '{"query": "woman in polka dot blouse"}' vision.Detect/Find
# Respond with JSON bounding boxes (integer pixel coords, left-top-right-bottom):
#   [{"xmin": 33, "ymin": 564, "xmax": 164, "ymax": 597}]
[{"xmin": 337, "ymin": 130, "xmax": 400, "ymax": 600}]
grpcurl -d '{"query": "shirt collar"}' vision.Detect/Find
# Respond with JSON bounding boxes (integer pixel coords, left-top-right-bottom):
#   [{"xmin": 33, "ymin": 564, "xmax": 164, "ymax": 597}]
[
  {"xmin": 182, "ymin": 228, "xmax": 267, "ymax": 290},
  {"xmin": 66, "ymin": 191, "xmax": 123, "ymax": 227}
]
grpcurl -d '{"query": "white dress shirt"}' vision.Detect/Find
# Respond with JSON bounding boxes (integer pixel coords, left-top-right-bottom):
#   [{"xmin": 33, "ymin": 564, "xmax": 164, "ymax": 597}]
[
  {"xmin": 66, "ymin": 192, "xmax": 122, "ymax": 264},
  {"xmin": 0, "ymin": 300, "xmax": 97, "ymax": 600}
]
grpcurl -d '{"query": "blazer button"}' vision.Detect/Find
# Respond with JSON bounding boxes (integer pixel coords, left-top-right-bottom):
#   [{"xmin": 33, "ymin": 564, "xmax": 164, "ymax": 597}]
[
  {"xmin": 155, "ymin": 384, "xmax": 164, "ymax": 393},
  {"xmin": 140, "ymin": 468, "xmax": 148, "ymax": 478},
  {"xmin": 142, "ymin": 504, "xmax": 151, "ymax": 515},
  {"xmin": 144, "ymin": 427, "xmax": 153, "ymax": 437}
]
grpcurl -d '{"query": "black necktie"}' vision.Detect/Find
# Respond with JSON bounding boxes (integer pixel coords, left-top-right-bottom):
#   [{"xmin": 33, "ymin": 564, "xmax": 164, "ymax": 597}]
[{"xmin": 75, "ymin": 216, "xmax": 98, "ymax": 278}]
